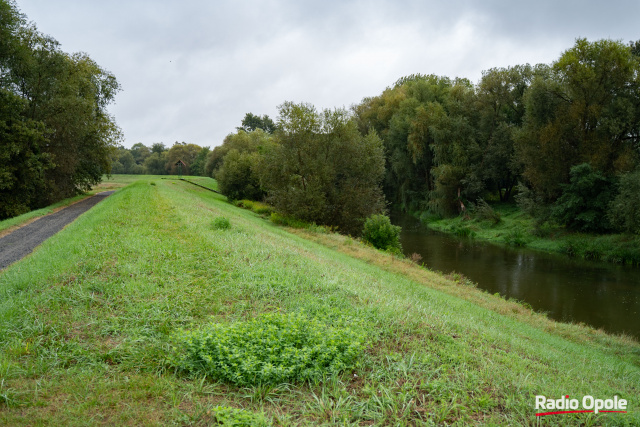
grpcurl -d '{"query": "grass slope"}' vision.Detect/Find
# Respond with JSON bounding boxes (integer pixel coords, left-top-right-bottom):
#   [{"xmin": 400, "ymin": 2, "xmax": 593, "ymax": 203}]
[{"xmin": 0, "ymin": 177, "xmax": 638, "ymax": 426}]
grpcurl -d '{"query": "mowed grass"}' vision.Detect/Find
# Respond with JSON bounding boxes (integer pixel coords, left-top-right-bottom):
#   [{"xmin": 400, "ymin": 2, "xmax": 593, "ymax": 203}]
[{"xmin": 0, "ymin": 177, "xmax": 638, "ymax": 426}]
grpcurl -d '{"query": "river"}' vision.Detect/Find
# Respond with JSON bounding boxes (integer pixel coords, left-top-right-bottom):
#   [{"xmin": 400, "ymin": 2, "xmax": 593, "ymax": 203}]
[{"xmin": 391, "ymin": 211, "xmax": 640, "ymax": 340}]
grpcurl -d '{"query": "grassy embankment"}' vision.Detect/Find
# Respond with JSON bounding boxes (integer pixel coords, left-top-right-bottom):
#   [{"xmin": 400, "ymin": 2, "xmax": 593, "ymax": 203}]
[
  {"xmin": 0, "ymin": 176, "xmax": 639, "ymax": 425},
  {"xmin": 420, "ymin": 203, "xmax": 640, "ymax": 265},
  {"xmin": 0, "ymin": 175, "xmax": 214, "ymax": 236}
]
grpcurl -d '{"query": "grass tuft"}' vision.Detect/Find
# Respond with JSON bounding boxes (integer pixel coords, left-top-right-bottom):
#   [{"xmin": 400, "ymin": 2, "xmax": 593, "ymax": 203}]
[{"xmin": 212, "ymin": 216, "xmax": 231, "ymax": 230}]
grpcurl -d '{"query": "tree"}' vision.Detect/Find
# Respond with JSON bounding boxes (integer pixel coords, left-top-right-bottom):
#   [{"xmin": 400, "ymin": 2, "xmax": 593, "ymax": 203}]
[
  {"xmin": 151, "ymin": 142, "xmax": 166, "ymax": 154},
  {"xmin": 118, "ymin": 149, "xmax": 136, "ymax": 173},
  {"xmin": 0, "ymin": 0, "xmax": 121, "ymax": 216},
  {"xmin": 630, "ymin": 40, "xmax": 640, "ymax": 57},
  {"xmin": 258, "ymin": 102, "xmax": 386, "ymax": 234},
  {"xmin": 165, "ymin": 142, "xmax": 204, "ymax": 175},
  {"xmin": 474, "ymin": 65, "xmax": 533, "ymax": 201},
  {"xmin": 237, "ymin": 112, "xmax": 277, "ymax": 134},
  {"xmin": 211, "ymin": 129, "xmax": 271, "ymax": 200},
  {"xmin": 427, "ymin": 79, "xmax": 483, "ymax": 216},
  {"xmin": 0, "ymin": 89, "xmax": 51, "ymax": 218},
  {"xmin": 354, "ymin": 75, "xmax": 452, "ymax": 211},
  {"xmin": 130, "ymin": 143, "xmax": 150, "ymax": 165},
  {"xmin": 143, "ymin": 151, "xmax": 168, "ymax": 175},
  {"xmin": 205, "ymin": 129, "xmax": 271, "ymax": 177},
  {"xmin": 189, "ymin": 146, "xmax": 210, "ymax": 176},
  {"xmin": 111, "ymin": 147, "xmax": 144, "ymax": 174},
  {"xmin": 517, "ymin": 39, "xmax": 640, "ymax": 202},
  {"xmin": 216, "ymin": 149, "xmax": 263, "ymax": 201},
  {"xmin": 552, "ymin": 163, "xmax": 616, "ymax": 233}
]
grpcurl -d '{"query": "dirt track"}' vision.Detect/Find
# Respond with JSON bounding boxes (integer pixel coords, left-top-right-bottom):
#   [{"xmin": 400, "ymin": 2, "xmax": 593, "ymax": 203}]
[{"xmin": 0, "ymin": 191, "xmax": 114, "ymax": 270}]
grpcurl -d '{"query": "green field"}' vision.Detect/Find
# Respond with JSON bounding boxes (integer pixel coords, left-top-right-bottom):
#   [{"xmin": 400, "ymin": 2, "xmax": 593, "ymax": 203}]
[{"xmin": 0, "ymin": 176, "xmax": 638, "ymax": 425}]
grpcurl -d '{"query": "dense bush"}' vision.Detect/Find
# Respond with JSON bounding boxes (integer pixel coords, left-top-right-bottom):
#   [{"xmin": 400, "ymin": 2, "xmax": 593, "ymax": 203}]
[
  {"xmin": 608, "ymin": 168, "xmax": 640, "ymax": 235},
  {"xmin": 551, "ymin": 163, "xmax": 616, "ymax": 233},
  {"xmin": 171, "ymin": 312, "xmax": 366, "ymax": 386},
  {"xmin": 362, "ymin": 214, "xmax": 402, "ymax": 253}
]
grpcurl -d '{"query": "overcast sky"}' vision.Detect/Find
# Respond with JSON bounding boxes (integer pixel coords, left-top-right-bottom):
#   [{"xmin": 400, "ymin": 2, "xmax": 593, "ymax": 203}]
[{"xmin": 14, "ymin": 0, "xmax": 640, "ymax": 148}]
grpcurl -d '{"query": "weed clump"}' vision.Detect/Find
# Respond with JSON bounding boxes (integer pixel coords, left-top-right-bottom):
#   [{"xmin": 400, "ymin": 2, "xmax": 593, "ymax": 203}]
[
  {"xmin": 362, "ymin": 214, "xmax": 402, "ymax": 254},
  {"xmin": 504, "ymin": 228, "xmax": 528, "ymax": 246},
  {"xmin": 209, "ymin": 406, "xmax": 270, "ymax": 426},
  {"xmin": 171, "ymin": 312, "xmax": 366, "ymax": 386},
  {"xmin": 450, "ymin": 224, "xmax": 476, "ymax": 238},
  {"xmin": 212, "ymin": 216, "xmax": 231, "ymax": 230}
]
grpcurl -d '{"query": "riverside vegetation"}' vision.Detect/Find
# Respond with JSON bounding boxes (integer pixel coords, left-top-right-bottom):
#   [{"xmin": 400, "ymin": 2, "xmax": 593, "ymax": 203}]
[
  {"xmin": 421, "ymin": 198, "xmax": 640, "ymax": 265},
  {"xmin": 0, "ymin": 176, "xmax": 638, "ymax": 426}
]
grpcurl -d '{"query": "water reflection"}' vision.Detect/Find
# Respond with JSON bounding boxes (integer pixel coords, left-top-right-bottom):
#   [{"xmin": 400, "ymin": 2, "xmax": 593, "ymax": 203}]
[{"xmin": 392, "ymin": 212, "xmax": 640, "ymax": 339}]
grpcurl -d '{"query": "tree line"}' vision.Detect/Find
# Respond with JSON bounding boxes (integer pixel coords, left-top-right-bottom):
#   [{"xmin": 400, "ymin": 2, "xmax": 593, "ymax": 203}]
[
  {"xmin": 212, "ymin": 38, "xmax": 640, "ymax": 236},
  {"xmin": 111, "ymin": 142, "xmax": 210, "ymax": 176},
  {"xmin": 0, "ymin": 0, "xmax": 122, "ymax": 219},
  {"xmin": 353, "ymin": 38, "xmax": 640, "ymax": 234},
  {"xmin": 110, "ymin": 111, "xmax": 277, "ymax": 177}
]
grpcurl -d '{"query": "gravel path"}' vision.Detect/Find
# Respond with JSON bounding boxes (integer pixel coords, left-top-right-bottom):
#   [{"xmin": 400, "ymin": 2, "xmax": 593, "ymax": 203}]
[{"xmin": 0, "ymin": 191, "xmax": 114, "ymax": 270}]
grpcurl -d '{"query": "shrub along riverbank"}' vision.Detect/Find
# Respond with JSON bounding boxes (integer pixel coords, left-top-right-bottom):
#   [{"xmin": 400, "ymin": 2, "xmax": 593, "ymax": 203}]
[
  {"xmin": 0, "ymin": 177, "xmax": 638, "ymax": 425},
  {"xmin": 418, "ymin": 202, "xmax": 640, "ymax": 266}
]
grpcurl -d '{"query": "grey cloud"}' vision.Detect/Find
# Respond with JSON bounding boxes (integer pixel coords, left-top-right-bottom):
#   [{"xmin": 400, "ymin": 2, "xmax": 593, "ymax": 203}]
[{"xmin": 15, "ymin": 0, "xmax": 640, "ymax": 148}]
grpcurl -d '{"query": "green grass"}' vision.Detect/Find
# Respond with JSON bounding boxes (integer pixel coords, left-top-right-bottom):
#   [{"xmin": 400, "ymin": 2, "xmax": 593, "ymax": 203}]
[
  {"xmin": 422, "ymin": 203, "xmax": 640, "ymax": 265},
  {"xmin": 0, "ymin": 175, "xmax": 217, "ymax": 233},
  {"xmin": 182, "ymin": 176, "xmax": 219, "ymax": 191},
  {"xmin": 104, "ymin": 174, "xmax": 218, "ymax": 191},
  {"xmin": 0, "ymin": 177, "xmax": 638, "ymax": 425}
]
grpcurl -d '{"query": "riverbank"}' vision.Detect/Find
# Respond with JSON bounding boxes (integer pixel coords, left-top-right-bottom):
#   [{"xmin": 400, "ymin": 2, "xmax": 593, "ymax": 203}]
[
  {"xmin": 415, "ymin": 203, "xmax": 640, "ymax": 266},
  {"xmin": 1, "ymin": 177, "xmax": 638, "ymax": 425}
]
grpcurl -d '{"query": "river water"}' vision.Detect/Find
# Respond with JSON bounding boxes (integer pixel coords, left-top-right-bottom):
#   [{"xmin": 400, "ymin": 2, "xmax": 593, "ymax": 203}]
[{"xmin": 391, "ymin": 212, "xmax": 640, "ymax": 340}]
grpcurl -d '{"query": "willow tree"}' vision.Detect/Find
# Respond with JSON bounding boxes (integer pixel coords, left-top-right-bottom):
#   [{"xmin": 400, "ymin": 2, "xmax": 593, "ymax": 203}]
[{"xmin": 353, "ymin": 74, "xmax": 453, "ymax": 211}]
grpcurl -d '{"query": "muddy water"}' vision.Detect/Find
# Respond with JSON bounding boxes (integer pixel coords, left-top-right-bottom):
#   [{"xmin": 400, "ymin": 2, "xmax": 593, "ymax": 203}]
[{"xmin": 392, "ymin": 212, "xmax": 640, "ymax": 339}]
